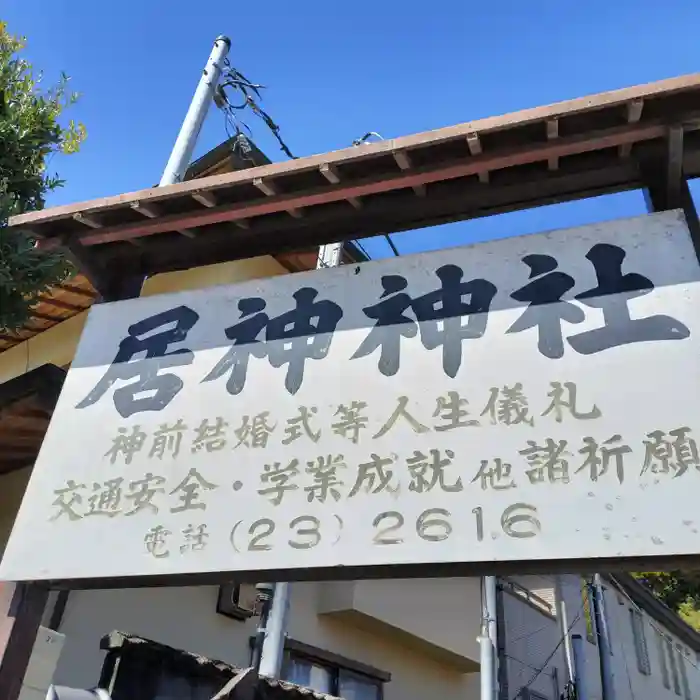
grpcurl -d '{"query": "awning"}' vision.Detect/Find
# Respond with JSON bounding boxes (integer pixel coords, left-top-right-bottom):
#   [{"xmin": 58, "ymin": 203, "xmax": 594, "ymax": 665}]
[{"xmin": 7, "ymin": 73, "xmax": 700, "ymax": 282}]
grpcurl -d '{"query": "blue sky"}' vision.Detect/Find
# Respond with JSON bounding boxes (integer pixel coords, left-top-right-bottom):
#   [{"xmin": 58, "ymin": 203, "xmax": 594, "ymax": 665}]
[{"xmin": 4, "ymin": 0, "xmax": 700, "ymax": 259}]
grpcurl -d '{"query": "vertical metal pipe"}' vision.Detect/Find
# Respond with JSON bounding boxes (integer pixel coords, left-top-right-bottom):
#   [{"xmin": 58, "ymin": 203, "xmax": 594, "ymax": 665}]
[
  {"xmin": 572, "ymin": 634, "xmax": 588, "ymax": 700},
  {"xmin": 480, "ymin": 576, "xmax": 498, "ymax": 700},
  {"xmin": 592, "ymin": 575, "xmax": 616, "ymax": 700},
  {"xmin": 554, "ymin": 575, "xmax": 575, "ymax": 686},
  {"xmin": 159, "ymin": 36, "xmax": 231, "ymax": 186},
  {"xmin": 258, "ymin": 581, "xmax": 291, "ymax": 678}
]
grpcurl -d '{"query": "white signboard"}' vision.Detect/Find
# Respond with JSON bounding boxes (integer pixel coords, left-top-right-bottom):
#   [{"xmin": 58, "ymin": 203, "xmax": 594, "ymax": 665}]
[{"xmin": 2, "ymin": 211, "xmax": 700, "ymax": 584}]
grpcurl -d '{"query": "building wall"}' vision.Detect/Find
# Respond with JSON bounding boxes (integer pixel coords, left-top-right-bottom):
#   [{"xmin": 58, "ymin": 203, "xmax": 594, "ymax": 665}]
[
  {"xmin": 601, "ymin": 581, "xmax": 700, "ymax": 700},
  {"xmin": 500, "ymin": 575, "xmax": 566, "ymax": 700},
  {"xmin": 507, "ymin": 573, "xmax": 700, "ymax": 700},
  {"xmin": 51, "ymin": 582, "xmax": 480, "ymax": 700}
]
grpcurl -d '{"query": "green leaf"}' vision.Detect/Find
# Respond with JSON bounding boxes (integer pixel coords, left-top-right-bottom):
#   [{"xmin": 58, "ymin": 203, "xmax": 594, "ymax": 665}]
[{"xmin": 0, "ymin": 21, "xmax": 85, "ymax": 331}]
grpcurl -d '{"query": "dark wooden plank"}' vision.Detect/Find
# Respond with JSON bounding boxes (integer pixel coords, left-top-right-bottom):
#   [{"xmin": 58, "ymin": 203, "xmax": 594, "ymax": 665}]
[{"xmin": 0, "ymin": 584, "xmax": 50, "ymax": 700}]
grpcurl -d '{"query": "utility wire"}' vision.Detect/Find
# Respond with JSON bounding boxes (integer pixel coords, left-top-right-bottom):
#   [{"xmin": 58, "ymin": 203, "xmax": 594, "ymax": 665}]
[
  {"xmin": 214, "ymin": 65, "xmax": 399, "ymax": 262},
  {"xmin": 215, "ymin": 59, "xmax": 298, "ymax": 160},
  {"xmin": 509, "ymin": 608, "xmax": 583, "ymax": 700}
]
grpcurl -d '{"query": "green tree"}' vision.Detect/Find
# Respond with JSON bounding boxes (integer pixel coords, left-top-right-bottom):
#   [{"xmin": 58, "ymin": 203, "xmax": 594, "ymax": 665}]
[
  {"xmin": 633, "ymin": 571, "xmax": 700, "ymax": 630},
  {"xmin": 0, "ymin": 21, "xmax": 85, "ymax": 331}
]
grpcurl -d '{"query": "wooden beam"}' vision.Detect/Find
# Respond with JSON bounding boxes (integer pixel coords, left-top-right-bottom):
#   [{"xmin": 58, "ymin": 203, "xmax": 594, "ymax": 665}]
[
  {"xmin": 72, "ymin": 212, "xmax": 102, "ymax": 229},
  {"xmin": 619, "ymin": 99, "xmax": 644, "ymax": 157},
  {"xmin": 254, "ymin": 177, "xmax": 304, "ymax": 218},
  {"xmin": 56, "ymin": 283, "xmax": 97, "ymax": 299},
  {"xmin": 466, "ymin": 133, "xmax": 489, "ymax": 183},
  {"xmin": 546, "ymin": 118, "xmax": 559, "ymax": 170},
  {"xmin": 319, "ymin": 164, "xmax": 362, "ymax": 209},
  {"xmin": 391, "ymin": 151, "xmax": 427, "ymax": 197},
  {"xmin": 132, "ymin": 201, "xmax": 190, "ymax": 239},
  {"xmin": 192, "ymin": 191, "xmax": 218, "ymax": 208},
  {"xmin": 71, "ymin": 120, "xmax": 671, "ymax": 248},
  {"xmin": 28, "ymin": 310, "xmax": 64, "ymax": 323},
  {"xmin": 131, "ymin": 201, "xmax": 160, "ymax": 218},
  {"xmin": 666, "ymin": 125, "xmax": 684, "ymax": 208},
  {"xmin": 115, "ymin": 154, "xmax": 649, "ymax": 278},
  {"xmin": 34, "ymin": 296, "xmax": 85, "ymax": 312},
  {"xmin": 0, "ymin": 584, "xmax": 51, "ymax": 700}
]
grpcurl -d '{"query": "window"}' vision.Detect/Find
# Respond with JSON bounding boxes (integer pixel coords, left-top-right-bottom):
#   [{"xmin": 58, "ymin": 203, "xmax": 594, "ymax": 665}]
[
  {"xmin": 580, "ymin": 578, "xmax": 596, "ymax": 644},
  {"xmin": 656, "ymin": 629, "xmax": 671, "ymax": 690},
  {"xmin": 629, "ymin": 609, "xmax": 650, "ymax": 675},
  {"xmin": 676, "ymin": 645, "xmax": 692, "ymax": 700},
  {"xmin": 216, "ymin": 582, "xmax": 259, "ymax": 620},
  {"xmin": 282, "ymin": 640, "xmax": 388, "ymax": 700},
  {"xmin": 665, "ymin": 636, "xmax": 682, "ymax": 696}
]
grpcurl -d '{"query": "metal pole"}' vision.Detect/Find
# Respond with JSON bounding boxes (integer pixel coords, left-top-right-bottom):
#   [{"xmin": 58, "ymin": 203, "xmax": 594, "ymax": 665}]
[
  {"xmin": 554, "ymin": 575, "xmax": 575, "ymax": 687},
  {"xmin": 257, "ymin": 582, "xmax": 290, "ymax": 678},
  {"xmin": 480, "ymin": 576, "xmax": 498, "ymax": 700},
  {"xmin": 592, "ymin": 575, "xmax": 616, "ymax": 700},
  {"xmin": 572, "ymin": 634, "xmax": 588, "ymax": 700},
  {"xmin": 159, "ymin": 35, "xmax": 231, "ymax": 186},
  {"xmin": 258, "ymin": 243, "xmax": 347, "ymax": 679}
]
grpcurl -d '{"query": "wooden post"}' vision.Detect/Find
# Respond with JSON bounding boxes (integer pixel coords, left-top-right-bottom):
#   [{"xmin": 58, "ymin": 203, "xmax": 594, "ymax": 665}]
[
  {"xmin": 640, "ymin": 126, "xmax": 700, "ymax": 258},
  {"xmin": 0, "ymin": 583, "xmax": 51, "ymax": 700}
]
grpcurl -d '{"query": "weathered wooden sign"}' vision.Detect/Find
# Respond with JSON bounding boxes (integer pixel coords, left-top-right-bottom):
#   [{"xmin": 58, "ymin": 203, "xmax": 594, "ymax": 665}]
[{"xmin": 1, "ymin": 211, "xmax": 698, "ymax": 584}]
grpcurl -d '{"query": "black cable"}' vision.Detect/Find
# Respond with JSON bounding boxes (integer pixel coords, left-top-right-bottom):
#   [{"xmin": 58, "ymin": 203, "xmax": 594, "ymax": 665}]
[
  {"xmin": 216, "ymin": 62, "xmax": 298, "ymax": 160},
  {"xmin": 509, "ymin": 611, "xmax": 582, "ymax": 700},
  {"xmin": 385, "ymin": 234, "xmax": 400, "ymax": 257}
]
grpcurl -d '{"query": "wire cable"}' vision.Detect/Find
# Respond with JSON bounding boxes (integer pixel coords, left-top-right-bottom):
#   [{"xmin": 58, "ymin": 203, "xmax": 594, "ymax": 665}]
[
  {"xmin": 509, "ymin": 608, "xmax": 583, "ymax": 700},
  {"xmin": 216, "ymin": 59, "xmax": 298, "ymax": 160}
]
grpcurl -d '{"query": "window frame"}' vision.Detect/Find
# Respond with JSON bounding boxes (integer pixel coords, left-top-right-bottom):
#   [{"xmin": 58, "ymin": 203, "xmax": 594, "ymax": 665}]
[
  {"xmin": 629, "ymin": 608, "xmax": 651, "ymax": 675},
  {"xmin": 656, "ymin": 629, "xmax": 671, "ymax": 690},
  {"xmin": 216, "ymin": 582, "xmax": 258, "ymax": 621},
  {"xmin": 281, "ymin": 638, "xmax": 390, "ymax": 700},
  {"xmin": 665, "ymin": 635, "xmax": 682, "ymax": 696},
  {"xmin": 676, "ymin": 644, "xmax": 692, "ymax": 700}
]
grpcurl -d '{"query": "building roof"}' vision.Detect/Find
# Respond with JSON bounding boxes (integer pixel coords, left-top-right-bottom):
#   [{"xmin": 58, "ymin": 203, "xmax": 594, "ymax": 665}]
[
  {"xmin": 6, "ymin": 73, "xmax": 700, "ymax": 282},
  {"xmin": 610, "ymin": 574, "xmax": 700, "ymax": 652},
  {"xmin": 100, "ymin": 631, "xmax": 342, "ymax": 700},
  {"xmin": 0, "ymin": 136, "xmax": 366, "ymax": 355}
]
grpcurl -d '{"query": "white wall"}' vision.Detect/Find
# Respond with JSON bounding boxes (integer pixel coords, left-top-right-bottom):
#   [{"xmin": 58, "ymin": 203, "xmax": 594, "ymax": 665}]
[
  {"xmin": 600, "ymin": 582, "xmax": 700, "ymax": 700},
  {"xmin": 318, "ymin": 578, "xmax": 481, "ymax": 668},
  {"xmin": 52, "ymin": 581, "xmax": 480, "ymax": 700}
]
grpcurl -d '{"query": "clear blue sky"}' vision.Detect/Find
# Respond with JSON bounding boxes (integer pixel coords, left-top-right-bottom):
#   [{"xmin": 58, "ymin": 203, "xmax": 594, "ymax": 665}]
[{"xmin": 4, "ymin": 0, "xmax": 700, "ymax": 259}]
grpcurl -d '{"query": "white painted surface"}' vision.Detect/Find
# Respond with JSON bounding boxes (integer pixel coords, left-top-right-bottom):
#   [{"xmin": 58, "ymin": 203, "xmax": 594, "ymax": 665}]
[
  {"xmin": 317, "ymin": 577, "xmax": 482, "ymax": 665},
  {"xmin": 4, "ymin": 211, "xmax": 700, "ymax": 582}
]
